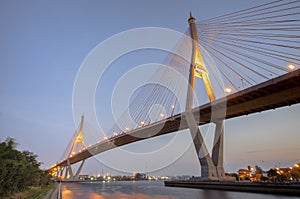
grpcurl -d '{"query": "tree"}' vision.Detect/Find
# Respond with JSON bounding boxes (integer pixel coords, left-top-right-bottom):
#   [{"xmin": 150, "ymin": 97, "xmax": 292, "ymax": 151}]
[
  {"xmin": 260, "ymin": 176, "xmax": 268, "ymax": 182},
  {"xmin": 291, "ymin": 166, "xmax": 300, "ymax": 182},
  {"xmin": 0, "ymin": 137, "xmax": 51, "ymax": 197},
  {"xmin": 267, "ymin": 168, "xmax": 279, "ymax": 182},
  {"xmin": 254, "ymin": 165, "xmax": 263, "ymax": 181}
]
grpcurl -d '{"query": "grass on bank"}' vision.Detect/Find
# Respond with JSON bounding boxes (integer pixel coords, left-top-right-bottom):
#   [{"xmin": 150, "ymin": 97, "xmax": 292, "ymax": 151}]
[
  {"xmin": 3, "ymin": 184, "xmax": 54, "ymax": 199},
  {"xmin": 25, "ymin": 184, "xmax": 54, "ymax": 199}
]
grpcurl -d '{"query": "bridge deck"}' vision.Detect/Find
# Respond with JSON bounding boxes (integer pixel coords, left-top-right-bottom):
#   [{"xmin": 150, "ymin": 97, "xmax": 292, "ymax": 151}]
[{"xmin": 50, "ymin": 69, "xmax": 300, "ymax": 169}]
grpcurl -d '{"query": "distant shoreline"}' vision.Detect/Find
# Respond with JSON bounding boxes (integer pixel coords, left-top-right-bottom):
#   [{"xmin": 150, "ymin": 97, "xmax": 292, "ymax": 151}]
[
  {"xmin": 164, "ymin": 181, "xmax": 300, "ymax": 196},
  {"xmin": 56, "ymin": 179, "xmax": 161, "ymax": 183}
]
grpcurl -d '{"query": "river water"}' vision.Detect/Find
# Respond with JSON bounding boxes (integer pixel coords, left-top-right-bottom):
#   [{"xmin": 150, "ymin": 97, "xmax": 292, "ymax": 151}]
[{"xmin": 61, "ymin": 181, "xmax": 298, "ymax": 199}]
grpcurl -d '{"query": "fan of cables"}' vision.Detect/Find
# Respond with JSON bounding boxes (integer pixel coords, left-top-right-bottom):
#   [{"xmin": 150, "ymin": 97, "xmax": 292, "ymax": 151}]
[{"xmin": 197, "ymin": 0, "xmax": 300, "ymax": 91}]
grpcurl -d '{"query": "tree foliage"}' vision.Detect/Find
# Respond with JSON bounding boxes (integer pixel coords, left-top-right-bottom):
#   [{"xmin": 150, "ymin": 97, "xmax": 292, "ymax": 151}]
[
  {"xmin": 254, "ymin": 165, "xmax": 263, "ymax": 181},
  {"xmin": 0, "ymin": 137, "xmax": 51, "ymax": 197}
]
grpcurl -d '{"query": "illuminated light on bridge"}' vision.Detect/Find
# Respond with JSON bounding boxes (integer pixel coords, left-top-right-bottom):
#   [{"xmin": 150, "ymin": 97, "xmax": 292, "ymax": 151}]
[
  {"xmin": 103, "ymin": 136, "xmax": 108, "ymax": 140},
  {"xmin": 160, "ymin": 113, "xmax": 165, "ymax": 118},
  {"xmin": 140, "ymin": 121, "xmax": 145, "ymax": 126},
  {"xmin": 288, "ymin": 64, "xmax": 295, "ymax": 70},
  {"xmin": 113, "ymin": 132, "xmax": 119, "ymax": 136},
  {"xmin": 225, "ymin": 88, "xmax": 232, "ymax": 93},
  {"xmin": 125, "ymin": 127, "xmax": 130, "ymax": 132}
]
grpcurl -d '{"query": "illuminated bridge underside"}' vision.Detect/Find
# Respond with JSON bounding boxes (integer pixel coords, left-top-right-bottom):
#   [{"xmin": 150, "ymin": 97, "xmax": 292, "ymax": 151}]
[{"xmin": 52, "ymin": 69, "xmax": 300, "ymax": 169}]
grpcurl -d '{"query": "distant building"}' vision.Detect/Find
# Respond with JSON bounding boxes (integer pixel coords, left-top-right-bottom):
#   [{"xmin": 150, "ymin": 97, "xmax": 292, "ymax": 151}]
[
  {"xmin": 78, "ymin": 175, "xmax": 89, "ymax": 180},
  {"xmin": 133, "ymin": 173, "xmax": 146, "ymax": 180},
  {"xmin": 238, "ymin": 169, "xmax": 251, "ymax": 180},
  {"xmin": 176, "ymin": 175, "xmax": 191, "ymax": 180}
]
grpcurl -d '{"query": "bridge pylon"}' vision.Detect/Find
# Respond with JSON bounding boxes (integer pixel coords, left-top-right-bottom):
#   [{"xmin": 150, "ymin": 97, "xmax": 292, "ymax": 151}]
[
  {"xmin": 186, "ymin": 12, "xmax": 225, "ymax": 180},
  {"xmin": 60, "ymin": 114, "xmax": 86, "ymax": 181}
]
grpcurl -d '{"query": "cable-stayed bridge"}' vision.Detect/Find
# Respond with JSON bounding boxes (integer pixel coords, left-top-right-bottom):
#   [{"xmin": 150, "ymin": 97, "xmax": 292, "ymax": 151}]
[{"xmin": 49, "ymin": 0, "xmax": 300, "ymax": 181}]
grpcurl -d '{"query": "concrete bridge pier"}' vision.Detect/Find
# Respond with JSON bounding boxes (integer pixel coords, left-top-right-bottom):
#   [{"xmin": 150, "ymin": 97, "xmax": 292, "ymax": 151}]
[
  {"xmin": 186, "ymin": 111, "xmax": 218, "ymax": 180},
  {"xmin": 212, "ymin": 120, "xmax": 225, "ymax": 179}
]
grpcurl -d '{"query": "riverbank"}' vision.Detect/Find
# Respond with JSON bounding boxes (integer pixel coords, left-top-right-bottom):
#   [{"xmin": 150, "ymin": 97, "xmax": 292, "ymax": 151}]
[
  {"xmin": 3, "ymin": 184, "xmax": 54, "ymax": 199},
  {"xmin": 41, "ymin": 183, "xmax": 61, "ymax": 199},
  {"xmin": 164, "ymin": 181, "xmax": 300, "ymax": 196}
]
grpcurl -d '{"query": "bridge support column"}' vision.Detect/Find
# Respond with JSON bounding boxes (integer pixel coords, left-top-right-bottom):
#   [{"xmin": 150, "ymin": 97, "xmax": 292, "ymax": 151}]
[
  {"xmin": 63, "ymin": 159, "xmax": 85, "ymax": 181},
  {"xmin": 212, "ymin": 120, "xmax": 225, "ymax": 178},
  {"xmin": 59, "ymin": 167, "xmax": 64, "ymax": 179},
  {"xmin": 186, "ymin": 111, "xmax": 218, "ymax": 179},
  {"xmin": 64, "ymin": 166, "xmax": 69, "ymax": 179},
  {"xmin": 55, "ymin": 169, "xmax": 59, "ymax": 178},
  {"xmin": 74, "ymin": 160, "xmax": 85, "ymax": 180},
  {"xmin": 66, "ymin": 158, "xmax": 74, "ymax": 180}
]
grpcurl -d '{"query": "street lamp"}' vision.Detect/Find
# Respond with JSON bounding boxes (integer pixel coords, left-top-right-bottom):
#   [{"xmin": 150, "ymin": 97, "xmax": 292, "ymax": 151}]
[
  {"xmin": 171, "ymin": 104, "xmax": 175, "ymax": 116},
  {"xmin": 140, "ymin": 121, "xmax": 145, "ymax": 126},
  {"xmin": 241, "ymin": 78, "xmax": 245, "ymax": 89}
]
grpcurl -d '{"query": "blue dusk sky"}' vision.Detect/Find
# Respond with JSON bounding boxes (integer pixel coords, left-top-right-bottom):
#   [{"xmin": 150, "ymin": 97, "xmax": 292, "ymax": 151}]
[{"xmin": 0, "ymin": 0, "xmax": 299, "ymax": 176}]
